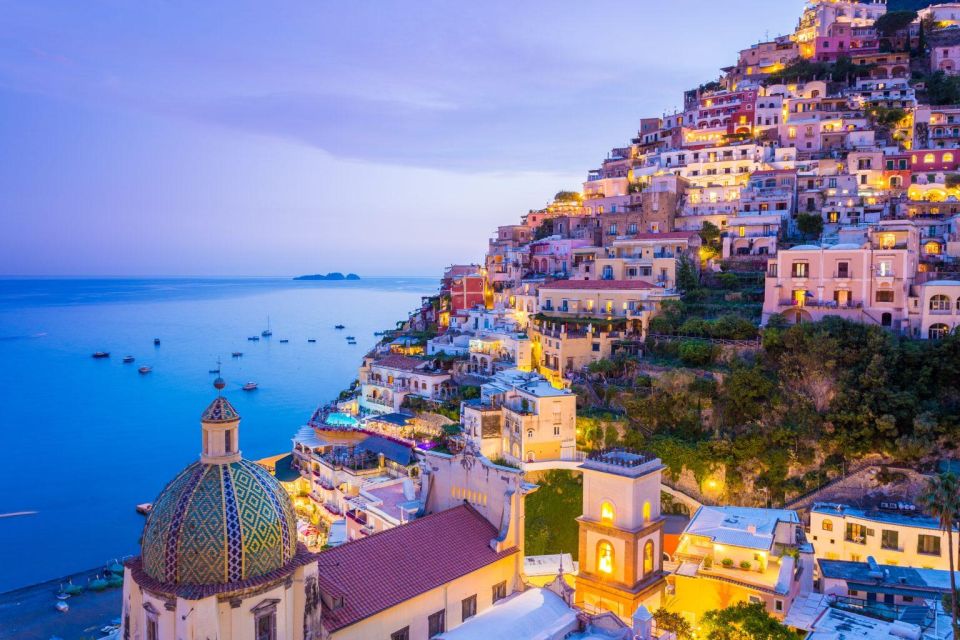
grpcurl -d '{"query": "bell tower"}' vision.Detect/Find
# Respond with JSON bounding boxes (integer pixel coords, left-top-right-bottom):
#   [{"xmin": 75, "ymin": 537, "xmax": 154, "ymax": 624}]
[
  {"xmin": 575, "ymin": 449, "xmax": 667, "ymax": 621},
  {"xmin": 200, "ymin": 377, "xmax": 241, "ymax": 464}
]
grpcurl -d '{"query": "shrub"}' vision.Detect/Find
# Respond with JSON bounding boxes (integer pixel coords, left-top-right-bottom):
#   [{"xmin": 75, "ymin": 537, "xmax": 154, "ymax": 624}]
[
  {"xmin": 740, "ymin": 560, "xmax": 753, "ymax": 570},
  {"xmin": 678, "ymin": 340, "xmax": 717, "ymax": 367},
  {"xmin": 715, "ymin": 273, "xmax": 739, "ymax": 290},
  {"xmin": 721, "ymin": 558, "xmax": 735, "ymax": 568}
]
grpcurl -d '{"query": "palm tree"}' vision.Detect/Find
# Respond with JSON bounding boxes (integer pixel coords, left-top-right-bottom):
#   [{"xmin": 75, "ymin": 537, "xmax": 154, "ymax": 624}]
[{"xmin": 923, "ymin": 472, "xmax": 960, "ymax": 636}]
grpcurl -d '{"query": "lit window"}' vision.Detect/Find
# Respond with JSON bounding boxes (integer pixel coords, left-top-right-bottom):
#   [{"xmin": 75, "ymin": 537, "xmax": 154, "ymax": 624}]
[
  {"xmin": 924, "ymin": 153, "xmax": 936, "ymax": 164},
  {"xmin": 597, "ymin": 541, "xmax": 614, "ymax": 575},
  {"xmin": 643, "ymin": 501, "xmax": 652, "ymax": 523},
  {"xmin": 600, "ymin": 501, "xmax": 615, "ymax": 525},
  {"xmin": 945, "ymin": 153, "xmax": 955, "ymax": 163},
  {"xmin": 644, "ymin": 540, "xmax": 655, "ymax": 574},
  {"xmin": 823, "ymin": 519, "xmax": 834, "ymax": 531}
]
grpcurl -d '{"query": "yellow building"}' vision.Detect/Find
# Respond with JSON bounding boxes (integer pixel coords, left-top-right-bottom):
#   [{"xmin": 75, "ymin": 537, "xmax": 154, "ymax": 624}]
[{"xmin": 667, "ymin": 506, "xmax": 813, "ymax": 624}]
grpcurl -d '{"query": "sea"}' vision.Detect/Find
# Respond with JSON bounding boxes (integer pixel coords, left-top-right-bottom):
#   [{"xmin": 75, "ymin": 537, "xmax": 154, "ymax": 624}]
[{"xmin": 0, "ymin": 277, "xmax": 435, "ymax": 594}]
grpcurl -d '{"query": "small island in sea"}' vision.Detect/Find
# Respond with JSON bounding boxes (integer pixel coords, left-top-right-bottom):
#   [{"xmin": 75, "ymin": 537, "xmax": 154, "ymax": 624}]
[{"xmin": 293, "ymin": 272, "xmax": 360, "ymax": 281}]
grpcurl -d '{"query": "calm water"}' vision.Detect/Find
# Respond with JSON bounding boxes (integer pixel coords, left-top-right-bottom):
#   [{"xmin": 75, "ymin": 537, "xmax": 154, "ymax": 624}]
[{"xmin": 0, "ymin": 277, "xmax": 434, "ymax": 593}]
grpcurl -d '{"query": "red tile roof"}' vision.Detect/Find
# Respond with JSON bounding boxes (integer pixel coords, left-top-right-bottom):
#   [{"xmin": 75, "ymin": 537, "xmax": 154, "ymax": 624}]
[
  {"xmin": 373, "ymin": 354, "xmax": 425, "ymax": 371},
  {"xmin": 316, "ymin": 504, "xmax": 518, "ymax": 633},
  {"xmin": 540, "ymin": 279, "xmax": 656, "ymax": 291}
]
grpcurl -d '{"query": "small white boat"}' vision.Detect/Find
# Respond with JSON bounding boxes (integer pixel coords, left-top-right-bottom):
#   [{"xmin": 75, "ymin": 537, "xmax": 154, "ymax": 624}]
[
  {"xmin": 138, "ymin": 366, "xmax": 152, "ymax": 375},
  {"xmin": 136, "ymin": 503, "xmax": 153, "ymax": 515},
  {"xmin": 242, "ymin": 382, "xmax": 258, "ymax": 391},
  {"xmin": 248, "ymin": 336, "xmax": 260, "ymax": 341},
  {"xmin": 122, "ymin": 355, "xmax": 135, "ymax": 364},
  {"xmin": 261, "ymin": 316, "xmax": 273, "ymax": 337},
  {"xmin": 232, "ymin": 351, "xmax": 243, "ymax": 358},
  {"xmin": 55, "ymin": 600, "xmax": 69, "ymax": 613}
]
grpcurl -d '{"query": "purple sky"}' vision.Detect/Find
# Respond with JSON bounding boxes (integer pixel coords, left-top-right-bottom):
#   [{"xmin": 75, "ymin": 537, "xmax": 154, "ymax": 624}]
[{"xmin": 0, "ymin": 1, "xmax": 804, "ymax": 276}]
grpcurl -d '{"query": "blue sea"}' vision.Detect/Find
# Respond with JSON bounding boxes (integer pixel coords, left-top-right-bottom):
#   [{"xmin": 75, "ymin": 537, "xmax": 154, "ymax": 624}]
[{"xmin": 0, "ymin": 277, "xmax": 435, "ymax": 593}]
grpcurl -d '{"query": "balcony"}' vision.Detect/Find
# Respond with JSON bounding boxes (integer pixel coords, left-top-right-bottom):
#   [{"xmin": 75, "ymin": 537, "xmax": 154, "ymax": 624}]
[{"xmin": 779, "ymin": 299, "xmax": 863, "ymax": 310}]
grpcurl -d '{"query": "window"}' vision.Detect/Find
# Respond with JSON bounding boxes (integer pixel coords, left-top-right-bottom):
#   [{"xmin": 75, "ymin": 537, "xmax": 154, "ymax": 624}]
[
  {"xmin": 643, "ymin": 501, "xmax": 652, "ymax": 523},
  {"xmin": 526, "ymin": 429, "xmax": 533, "ymax": 439},
  {"xmin": 946, "ymin": 152, "xmax": 955, "ymax": 163},
  {"xmin": 597, "ymin": 540, "xmax": 614, "ymax": 574},
  {"xmin": 748, "ymin": 595, "xmax": 763, "ymax": 605},
  {"xmin": 775, "ymin": 599, "xmax": 784, "ymax": 613},
  {"xmin": 428, "ymin": 610, "xmax": 446, "ymax": 638},
  {"xmin": 644, "ymin": 540, "xmax": 655, "ymax": 574},
  {"xmin": 600, "ymin": 501, "xmax": 616, "ymax": 525},
  {"xmin": 822, "ymin": 519, "xmax": 834, "ymax": 532},
  {"xmin": 848, "ymin": 589, "xmax": 860, "ymax": 597},
  {"xmin": 930, "ymin": 324, "xmax": 951, "ymax": 340},
  {"xmin": 391, "ymin": 628, "xmax": 410, "ymax": 640},
  {"xmin": 553, "ymin": 426, "xmax": 560, "ymax": 436},
  {"xmin": 255, "ymin": 611, "xmax": 276, "ymax": 640},
  {"xmin": 462, "ymin": 595, "xmax": 477, "ymax": 622},
  {"xmin": 225, "ymin": 429, "xmax": 232, "ymax": 454},
  {"xmin": 492, "ymin": 581, "xmax": 507, "ymax": 603},
  {"xmin": 147, "ymin": 619, "xmax": 159, "ymax": 640},
  {"xmin": 876, "ymin": 290, "xmax": 895, "ymax": 303},
  {"xmin": 837, "ymin": 262, "xmax": 849, "ymax": 278},
  {"xmin": 930, "ymin": 295, "xmax": 951, "ymax": 311},
  {"xmin": 792, "ymin": 262, "xmax": 809, "ymax": 278},
  {"xmin": 881, "ymin": 529, "xmax": 899, "ymax": 550},
  {"xmin": 918, "ymin": 534, "xmax": 942, "ymax": 556},
  {"xmin": 924, "ymin": 153, "xmax": 936, "ymax": 164},
  {"xmin": 845, "ymin": 523, "xmax": 867, "ymax": 544}
]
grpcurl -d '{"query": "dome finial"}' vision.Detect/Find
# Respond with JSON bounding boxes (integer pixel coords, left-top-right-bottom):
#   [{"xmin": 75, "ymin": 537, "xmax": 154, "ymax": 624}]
[{"xmin": 213, "ymin": 359, "xmax": 225, "ymax": 393}]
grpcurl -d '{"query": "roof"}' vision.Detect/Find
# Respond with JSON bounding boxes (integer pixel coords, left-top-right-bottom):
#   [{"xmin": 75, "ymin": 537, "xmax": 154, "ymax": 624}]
[
  {"xmin": 539, "ymin": 279, "xmax": 655, "ymax": 291},
  {"xmin": 435, "ymin": 588, "xmax": 577, "ymax": 640},
  {"xmin": 523, "ymin": 554, "xmax": 578, "ymax": 578},
  {"xmin": 356, "ymin": 434, "xmax": 415, "ymax": 466},
  {"xmin": 807, "ymin": 605, "xmax": 922, "ymax": 640},
  {"xmin": 684, "ymin": 506, "xmax": 799, "ymax": 551},
  {"xmin": 316, "ymin": 504, "xmax": 518, "ymax": 633},
  {"xmin": 372, "ymin": 354, "xmax": 426, "ymax": 371},
  {"xmin": 812, "ymin": 503, "xmax": 949, "ymax": 531},
  {"xmin": 272, "ymin": 454, "xmax": 301, "ymax": 483},
  {"xmin": 366, "ymin": 412, "xmax": 413, "ymax": 427},
  {"xmin": 615, "ymin": 231, "xmax": 698, "ymax": 241},
  {"xmin": 819, "ymin": 559, "xmax": 960, "ymax": 594},
  {"xmin": 201, "ymin": 396, "xmax": 239, "ymax": 423}
]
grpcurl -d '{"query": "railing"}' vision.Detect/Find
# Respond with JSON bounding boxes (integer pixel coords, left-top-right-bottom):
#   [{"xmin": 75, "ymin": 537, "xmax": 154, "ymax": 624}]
[{"xmin": 778, "ymin": 300, "xmax": 863, "ymax": 310}]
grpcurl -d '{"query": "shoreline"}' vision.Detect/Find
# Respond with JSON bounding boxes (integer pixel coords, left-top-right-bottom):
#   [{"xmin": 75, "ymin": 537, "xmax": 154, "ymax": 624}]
[{"xmin": 0, "ymin": 566, "xmax": 122, "ymax": 640}]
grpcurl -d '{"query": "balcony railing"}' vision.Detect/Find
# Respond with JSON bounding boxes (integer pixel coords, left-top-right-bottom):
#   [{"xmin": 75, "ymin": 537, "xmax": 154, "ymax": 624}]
[{"xmin": 779, "ymin": 300, "xmax": 863, "ymax": 310}]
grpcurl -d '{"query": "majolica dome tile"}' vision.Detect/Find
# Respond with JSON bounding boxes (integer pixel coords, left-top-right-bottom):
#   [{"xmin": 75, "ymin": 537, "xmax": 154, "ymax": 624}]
[{"xmin": 141, "ymin": 459, "xmax": 297, "ymax": 586}]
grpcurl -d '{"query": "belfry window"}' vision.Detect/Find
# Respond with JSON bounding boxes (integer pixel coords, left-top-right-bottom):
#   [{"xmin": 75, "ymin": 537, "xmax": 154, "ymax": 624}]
[{"xmin": 597, "ymin": 541, "xmax": 614, "ymax": 575}]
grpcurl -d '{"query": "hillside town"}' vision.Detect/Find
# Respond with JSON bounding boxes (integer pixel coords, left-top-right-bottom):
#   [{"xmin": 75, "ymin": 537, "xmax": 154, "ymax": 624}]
[{"xmin": 121, "ymin": 2, "xmax": 960, "ymax": 639}]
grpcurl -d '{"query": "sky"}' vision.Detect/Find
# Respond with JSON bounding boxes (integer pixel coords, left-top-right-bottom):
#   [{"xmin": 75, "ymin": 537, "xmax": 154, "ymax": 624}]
[{"xmin": 0, "ymin": 0, "xmax": 806, "ymax": 277}]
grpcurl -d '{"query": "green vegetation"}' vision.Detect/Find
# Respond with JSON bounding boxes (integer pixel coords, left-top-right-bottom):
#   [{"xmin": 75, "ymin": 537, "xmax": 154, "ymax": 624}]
[
  {"xmin": 701, "ymin": 603, "xmax": 802, "ymax": 639},
  {"xmin": 795, "ymin": 212, "xmax": 824, "ymax": 239},
  {"xmin": 698, "ymin": 221, "xmax": 722, "ymax": 261},
  {"xmin": 874, "ymin": 11, "xmax": 919, "ymax": 37},
  {"xmin": 553, "ymin": 190, "xmax": 581, "ymax": 203},
  {"xmin": 763, "ymin": 56, "xmax": 874, "ymax": 86},
  {"xmin": 653, "ymin": 609, "xmax": 693, "ymax": 640},
  {"xmin": 922, "ymin": 71, "xmax": 960, "ymax": 106},
  {"xmin": 524, "ymin": 470, "xmax": 582, "ymax": 559}
]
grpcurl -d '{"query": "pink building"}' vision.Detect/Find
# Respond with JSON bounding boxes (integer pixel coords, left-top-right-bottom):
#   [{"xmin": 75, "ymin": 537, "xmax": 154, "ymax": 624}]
[
  {"xmin": 762, "ymin": 224, "xmax": 921, "ymax": 333},
  {"xmin": 528, "ymin": 238, "xmax": 590, "ymax": 276}
]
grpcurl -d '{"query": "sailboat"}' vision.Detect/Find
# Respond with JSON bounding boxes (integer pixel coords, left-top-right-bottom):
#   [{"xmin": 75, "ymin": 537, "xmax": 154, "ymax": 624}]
[{"xmin": 261, "ymin": 316, "xmax": 273, "ymax": 337}]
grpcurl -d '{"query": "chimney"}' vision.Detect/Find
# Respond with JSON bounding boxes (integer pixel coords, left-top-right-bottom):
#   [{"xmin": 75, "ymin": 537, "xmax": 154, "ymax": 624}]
[{"xmin": 632, "ymin": 605, "xmax": 653, "ymax": 640}]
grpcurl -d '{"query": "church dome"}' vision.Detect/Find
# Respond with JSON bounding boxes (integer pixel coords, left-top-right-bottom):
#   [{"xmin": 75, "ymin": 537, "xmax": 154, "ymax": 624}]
[{"xmin": 140, "ymin": 397, "xmax": 298, "ymax": 586}]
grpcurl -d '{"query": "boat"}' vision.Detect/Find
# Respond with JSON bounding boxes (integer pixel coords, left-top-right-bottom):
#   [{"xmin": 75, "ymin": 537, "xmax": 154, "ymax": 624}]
[
  {"xmin": 135, "ymin": 503, "xmax": 153, "ymax": 515},
  {"xmin": 122, "ymin": 356, "xmax": 135, "ymax": 363},
  {"xmin": 55, "ymin": 601, "xmax": 69, "ymax": 613},
  {"xmin": 88, "ymin": 576, "xmax": 108, "ymax": 592},
  {"xmin": 261, "ymin": 316, "xmax": 273, "ymax": 337},
  {"xmin": 374, "ymin": 331, "xmax": 385, "ymax": 336},
  {"xmin": 335, "ymin": 325, "xmax": 345, "ymax": 330},
  {"xmin": 279, "ymin": 339, "xmax": 289, "ymax": 344},
  {"xmin": 242, "ymin": 382, "xmax": 258, "ymax": 391},
  {"xmin": 307, "ymin": 339, "xmax": 317, "ymax": 343},
  {"xmin": 153, "ymin": 338, "xmax": 160, "ymax": 346},
  {"xmin": 232, "ymin": 351, "xmax": 243, "ymax": 358},
  {"xmin": 248, "ymin": 336, "xmax": 260, "ymax": 341},
  {"xmin": 138, "ymin": 366, "xmax": 152, "ymax": 375},
  {"xmin": 92, "ymin": 352, "xmax": 109, "ymax": 359},
  {"xmin": 208, "ymin": 369, "xmax": 220, "ymax": 374},
  {"xmin": 345, "ymin": 336, "xmax": 355, "ymax": 340},
  {"xmin": 63, "ymin": 581, "xmax": 84, "ymax": 596}
]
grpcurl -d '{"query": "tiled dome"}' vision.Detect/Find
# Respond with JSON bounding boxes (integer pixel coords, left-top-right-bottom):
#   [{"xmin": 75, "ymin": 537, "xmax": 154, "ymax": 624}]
[{"xmin": 140, "ymin": 458, "xmax": 298, "ymax": 586}]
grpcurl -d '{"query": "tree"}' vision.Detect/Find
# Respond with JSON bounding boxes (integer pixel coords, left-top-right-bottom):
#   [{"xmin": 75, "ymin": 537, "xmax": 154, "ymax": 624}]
[
  {"xmin": 701, "ymin": 602, "xmax": 801, "ymax": 640},
  {"xmin": 553, "ymin": 190, "xmax": 581, "ymax": 203},
  {"xmin": 699, "ymin": 221, "xmax": 722, "ymax": 261},
  {"xmin": 922, "ymin": 472, "xmax": 960, "ymax": 636},
  {"xmin": 653, "ymin": 609, "xmax": 693, "ymax": 640},
  {"xmin": 676, "ymin": 255, "xmax": 700, "ymax": 293},
  {"xmin": 874, "ymin": 11, "xmax": 918, "ymax": 37},
  {"xmin": 678, "ymin": 340, "xmax": 717, "ymax": 367},
  {"xmin": 796, "ymin": 213, "xmax": 824, "ymax": 239}
]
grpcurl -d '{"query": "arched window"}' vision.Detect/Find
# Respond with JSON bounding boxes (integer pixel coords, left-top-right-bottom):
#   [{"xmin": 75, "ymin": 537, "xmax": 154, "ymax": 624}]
[
  {"xmin": 930, "ymin": 324, "xmax": 951, "ymax": 340},
  {"xmin": 931, "ymin": 295, "xmax": 952, "ymax": 311},
  {"xmin": 822, "ymin": 519, "xmax": 834, "ymax": 532},
  {"xmin": 643, "ymin": 501, "xmax": 652, "ymax": 523},
  {"xmin": 925, "ymin": 241, "xmax": 943, "ymax": 255},
  {"xmin": 643, "ymin": 540, "xmax": 655, "ymax": 575},
  {"xmin": 600, "ymin": 501, "xmax": 616, "ymax": 526},
  {"xmin": 924, "ymin": 153, "xmax": 936, "ymax": 164},
  {"xmin": 945, "ymin": 153, "xmax": 956, "ymax": 163},
  {"xmin": 526, "ymin": 429, "xmax": 534, "ymax": 439},
  {"xmin": 597, "ymin": 541, "xmax": 614, "ymax": 575}
]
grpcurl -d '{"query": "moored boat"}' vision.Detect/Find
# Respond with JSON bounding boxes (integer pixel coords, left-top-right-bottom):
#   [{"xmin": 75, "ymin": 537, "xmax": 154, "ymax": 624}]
[
  {"xmin": 135, "ymin": 503, "xmax": 153, "ymax": 515},
  {"xmin": 261, "ymin": 316, "xmax": 273, "ymax": 337},
  {"xmin": 248, "ymin": 335, "xmax": 260, "ymax": 341},
  {"xmin": 335, "ymin": 324, "xmax": 345, "ymax": 329},
  {"xmin": 232, "ymin": 351, "xmax": 243, "ymax": 358},
  {"xmin": 307, "ymin": 339, "xmax": 317, "ymax": 343},
  {"xmin": 55, "ymin": 601, "xmax": 69, "ymax": 613},
  {"xmin": 138, "ymin": 366, "xmax": 152, "ymax": 375},
  {"xmin": 242, "ymin": 382, "xmax": 258, "ymax": 391},
  {"xmin": 92, "ymin": 352, "xmax": 110, "ymax": 359},
  {"xmin": 122, "ymin": 355, "xmax": 135, "ymax": 363},
  {"xmin": 153, "ymin": 338, "xmax": 160, "ymax": 346},
  {"xmin": 279, "ymin": 339, "xmax": 289, "ymax": 343}
]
